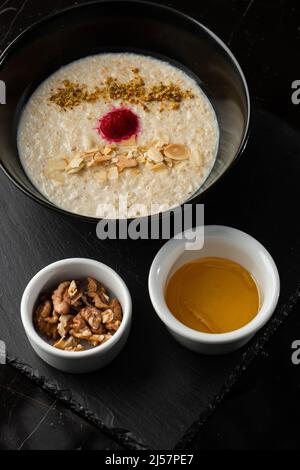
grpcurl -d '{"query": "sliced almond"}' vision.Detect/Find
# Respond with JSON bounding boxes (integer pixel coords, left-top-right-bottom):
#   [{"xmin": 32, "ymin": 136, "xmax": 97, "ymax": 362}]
[
  {"xmin": 163, "ymin": 144, "xmax": 190, "ymax": 161},
  {"xmin": 116, "ymin": 154, "xmax": 138, "ymax": 172},
  {"xmin": 107, "ymin": 166, "xmax": 119, "ymax": 180},
  {"xmin": 86, "ymin": 157, "xmax": 96, "ymax": 167},
  {"xmin": 137, "ymin": 155, "xmax": 146, "ymax": 164},
  {"xmin": 151, "ymin": 162, "xmax": 167, "ymax": 172},
  {"xmin": 155, "ymin": 139, "xmax": 168, "ymax": 150},
  {"xmin": 93, "ymin": 154, "xmax": 112, "ymax": 164},
  {"xmin": 164, "ymin": 157, "xmax": 173, "ymax": 168},
  {"xmin": 127, "ymin": 149, "xmax": 138, "ymax": 159},
  {"xmin": 147, "ymin": 147, "xmax": 164, "ymax": 163},
  {"xmin": 94, "ymin": 169, "xmax": 107, "ymax": 183},
  {"xmin": 102, "ymin": 146, "xmax": 113, "ymax": 155},
  {"xmin": 66, "ymin": 164, "xmax": 85, "ymax": 174},
  {"xmin": 87, "ymin": 153, "xmax": 112, "ymax": 167},
  {"xmin": 82, "ymin": 155, "xmax": 95, "ymax": 164},
  {"xmin": 81, "ymin": 148, "xmax": 101, "ymax": 156},
  {"xmin": 66, "ymin": 156, "xmax": 84, "ymax": 174}
]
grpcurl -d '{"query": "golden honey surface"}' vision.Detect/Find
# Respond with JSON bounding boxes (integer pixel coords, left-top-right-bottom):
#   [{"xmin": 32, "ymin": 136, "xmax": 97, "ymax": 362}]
[{"xmin": 165, "ymin": 257, "xmax": 260, "ymax": 334}]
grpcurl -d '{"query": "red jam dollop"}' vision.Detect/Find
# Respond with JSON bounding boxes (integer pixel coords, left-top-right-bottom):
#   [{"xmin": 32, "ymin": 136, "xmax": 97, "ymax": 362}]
[{"xmin": 97, "ymin": 107, "xmax": 139, "ymax": 142}]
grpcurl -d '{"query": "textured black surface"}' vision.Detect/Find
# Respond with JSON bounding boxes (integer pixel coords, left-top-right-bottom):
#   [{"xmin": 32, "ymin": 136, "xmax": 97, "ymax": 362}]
[
  {"xmin": 0, "ymin": 0, "xmax": 300, "ymax": 451},
  {"xmin": 187, "ymin": 297, "xmax": 300, "ymax": 450},
  {"xmin": 0, "ymin": 366, "xmax": 125, "ymax": 450}
]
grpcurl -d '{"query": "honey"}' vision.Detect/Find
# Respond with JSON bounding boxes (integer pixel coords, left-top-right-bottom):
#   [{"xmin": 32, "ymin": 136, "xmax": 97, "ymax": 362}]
[{"xmin": 165, "ymin": 257, "xmax": 260, "ymax": 334}]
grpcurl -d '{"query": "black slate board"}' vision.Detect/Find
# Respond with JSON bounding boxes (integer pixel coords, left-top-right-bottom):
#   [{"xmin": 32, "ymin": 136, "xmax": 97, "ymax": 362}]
[{"xmin": 1, "ymin": 109, "xmax": 300, "ymax": 450}]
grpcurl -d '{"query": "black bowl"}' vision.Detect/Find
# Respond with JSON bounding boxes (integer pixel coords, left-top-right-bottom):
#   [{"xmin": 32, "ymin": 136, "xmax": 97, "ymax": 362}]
[{"xmin": 0, "ymin": 0, "xmax": 250, "ymax": 222}]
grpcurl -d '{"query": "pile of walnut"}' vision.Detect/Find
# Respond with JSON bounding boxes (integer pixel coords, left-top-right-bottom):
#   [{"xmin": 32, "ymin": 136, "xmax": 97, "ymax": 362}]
[{"xmin": 34, "ymin": 277, "xmax": 122, "ymax": 352}]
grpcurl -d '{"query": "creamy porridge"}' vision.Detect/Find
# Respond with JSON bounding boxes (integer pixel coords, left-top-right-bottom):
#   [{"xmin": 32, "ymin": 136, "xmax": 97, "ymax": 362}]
[{"xmin": 18, "ymin": 53, "xmax": 219, "ymax": 218}]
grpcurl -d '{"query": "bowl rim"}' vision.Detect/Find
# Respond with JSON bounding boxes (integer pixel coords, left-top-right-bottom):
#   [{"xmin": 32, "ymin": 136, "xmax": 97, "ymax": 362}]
[
  {"xmin": 148, "ymin": 225, "xmax": 280, "ymax": 344},
  {"xmin": 20, "ymin": 257, "xmax": 132, "ymax": 358},
  {"xmin": 0, "ymin": 0, "xmax": 251, "ymax": 223}
]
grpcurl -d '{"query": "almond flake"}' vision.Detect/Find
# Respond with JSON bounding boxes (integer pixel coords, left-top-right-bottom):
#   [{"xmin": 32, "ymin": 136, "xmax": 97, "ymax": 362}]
[
  {"xmin": 127, "ymin": 150, "xmax": 138, "ymax": 158},
  {"xmin": 151, "ymin": 162, "xmax": 167, "ymax": 172},
  {"xmin": 164, "ymin": 157, "xmax": 173, "ymax": 168},
  {"xmin": 137, "ymin": 155, "xmax": 146, "ymax": 164},
  {"xmin": 102, "ymin": 146, "xmax": 112, "ymax": 155},
  {"xmin": 86, "ymin": 158, "xmax": 96, "ymax": 167},
  {"xmin": 155, "ymin": 139, "xmax": 168, "ymax": 150},
  {"xmin": 93, "ymin": 154, "xmax": 112, "ymax": 164},
  {"xmin": 81, "ymin": 148, "xmax": 101, "ymax": 156},
  {"xmin": 66, "ymin": 165, "xmax": 85, "ymax": 174},
  {"xmin": 147, "ymin": 147, "xmax": 164, "ymax": 163},
  {"xmin": 66, "ymin": 157, "xmax": 84, "ymax": 174},
  {"xmin": 116, "ymin": 154, "xmax": 138, "ymax": 172},
  {"xmin": 163, "ymin": 144, "xmax": 190, "ymax": 161}
]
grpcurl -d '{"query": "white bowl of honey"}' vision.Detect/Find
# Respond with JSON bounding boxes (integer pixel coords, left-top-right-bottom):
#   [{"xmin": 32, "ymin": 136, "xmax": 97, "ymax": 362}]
[{"xmin": 148, "ymin": 226, "xmax": 280, "ymax": 354}]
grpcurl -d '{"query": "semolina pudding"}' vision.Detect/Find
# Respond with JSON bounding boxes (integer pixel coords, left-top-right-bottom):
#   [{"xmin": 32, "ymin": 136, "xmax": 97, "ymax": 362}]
[{"xmin": 17, "ymin": 53, "xmax": 219, "ymax": 218}]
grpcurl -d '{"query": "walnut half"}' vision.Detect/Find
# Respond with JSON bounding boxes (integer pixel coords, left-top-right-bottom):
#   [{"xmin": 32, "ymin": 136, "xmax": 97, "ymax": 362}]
[{"xmin": 34, "ymin": 298, "xmax": 59, "ymax": 340}]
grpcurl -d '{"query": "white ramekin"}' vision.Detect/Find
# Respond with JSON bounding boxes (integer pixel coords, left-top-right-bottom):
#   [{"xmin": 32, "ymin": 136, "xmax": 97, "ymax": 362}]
[
  {"xmin": 148, "ymin": 226, "xmax": 280, "ymax": 355},
  {"xmin": 21, "ymin": 258, "xmax": 132, "ymax": 373}
]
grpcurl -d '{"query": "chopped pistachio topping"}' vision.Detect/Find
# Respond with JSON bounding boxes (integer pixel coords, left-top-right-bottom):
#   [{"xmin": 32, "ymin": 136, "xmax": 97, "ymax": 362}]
[
  {"xmin": 49, "ymin": 71, "xmax": 194, "ymax": 111},
  {"xmin": 49, "ymin": 80, "xmax": 104, "ymax": 110}
]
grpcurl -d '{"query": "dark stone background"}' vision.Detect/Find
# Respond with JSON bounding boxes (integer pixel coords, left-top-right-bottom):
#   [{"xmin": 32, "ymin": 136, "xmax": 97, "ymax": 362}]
[{"xmin": 0, "ymin": 0, "xmax": 300, "ymax": 450}]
